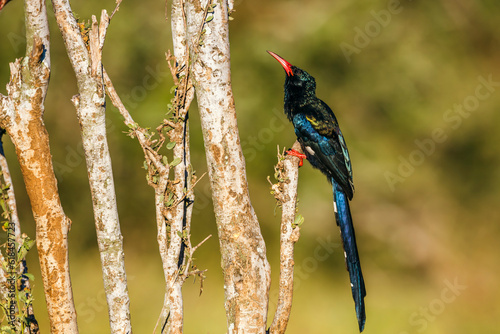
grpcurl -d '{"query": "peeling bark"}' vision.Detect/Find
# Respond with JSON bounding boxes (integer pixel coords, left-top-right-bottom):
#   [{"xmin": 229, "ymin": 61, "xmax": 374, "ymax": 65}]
[
  {"xmin": 0, "ymin": 0, "xmax": 79, "ymax": 332},
  {"xmin": 182, "ymin": 0, "xmax": 271, "ymax": 332}
]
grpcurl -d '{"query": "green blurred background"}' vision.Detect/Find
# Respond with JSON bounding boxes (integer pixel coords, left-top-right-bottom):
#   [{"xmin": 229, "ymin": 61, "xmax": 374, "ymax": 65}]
[{"xmin": 1, "ymin": 0, "xmax": 500, "ymax": 333}]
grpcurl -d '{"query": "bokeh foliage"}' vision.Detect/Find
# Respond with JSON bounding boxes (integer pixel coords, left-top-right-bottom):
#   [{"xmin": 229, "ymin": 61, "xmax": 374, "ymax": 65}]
[{"xmin": 1, "ymin": 0, "xmax": 499, "ymax": 333}]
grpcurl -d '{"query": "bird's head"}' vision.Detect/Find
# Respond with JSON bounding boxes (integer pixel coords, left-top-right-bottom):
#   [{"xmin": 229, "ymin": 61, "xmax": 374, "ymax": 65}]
[{"xmin": 267, "ymin": 50, "xmax": 316, "ymax": 94}]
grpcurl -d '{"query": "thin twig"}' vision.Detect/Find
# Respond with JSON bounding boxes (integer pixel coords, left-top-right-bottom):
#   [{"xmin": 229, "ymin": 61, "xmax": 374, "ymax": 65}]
[
  {"xmin": 171, "ymin": 171, "xmax": 206, "ymax": 207},
  {"xmin": 191, "ymin": 234, "xmax": 212, "ymax": 255},
  {"xmin": 110, "ymin": 0, "xmax": 122, "ymax": 19},
  {"xmin": 103, "ymin": 68, "xmax": 138, "ymax": 127}
]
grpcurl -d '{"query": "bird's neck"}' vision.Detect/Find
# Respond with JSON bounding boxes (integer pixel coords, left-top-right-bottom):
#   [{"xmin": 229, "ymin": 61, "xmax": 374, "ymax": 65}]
[{"xmin": 284, "ymin": 86, "xmax": 316, "ymax": 119}]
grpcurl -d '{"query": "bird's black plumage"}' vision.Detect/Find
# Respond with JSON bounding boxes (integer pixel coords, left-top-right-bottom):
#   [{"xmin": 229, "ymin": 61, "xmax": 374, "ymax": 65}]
[{"xmin": 268, "ymin": 51, "xmax": 366, "ymax": 332}]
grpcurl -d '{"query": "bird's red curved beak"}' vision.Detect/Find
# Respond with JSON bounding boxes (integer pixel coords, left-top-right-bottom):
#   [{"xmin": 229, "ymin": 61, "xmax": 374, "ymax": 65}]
[{"xmin": 267, "ymin": 50, "xmax": 294, "ymax": 77}]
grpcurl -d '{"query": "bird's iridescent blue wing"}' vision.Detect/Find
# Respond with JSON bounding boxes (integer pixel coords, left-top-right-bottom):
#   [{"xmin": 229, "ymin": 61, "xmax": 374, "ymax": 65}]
[{"xmin": 292, "ymin": 111, "xmax": 354, "ymax": 199}]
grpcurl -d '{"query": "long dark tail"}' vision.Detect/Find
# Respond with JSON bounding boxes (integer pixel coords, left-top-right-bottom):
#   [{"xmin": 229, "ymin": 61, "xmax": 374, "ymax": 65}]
[{"xmin": 333, "ymin": 180, "xmax": 366, "ymax": 332}]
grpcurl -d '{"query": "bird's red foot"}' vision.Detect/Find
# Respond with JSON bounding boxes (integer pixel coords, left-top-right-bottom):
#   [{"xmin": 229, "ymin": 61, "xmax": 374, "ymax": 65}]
[{"xmin": 286, "ymin": 149, "xmax": 307, "ymax": 167}]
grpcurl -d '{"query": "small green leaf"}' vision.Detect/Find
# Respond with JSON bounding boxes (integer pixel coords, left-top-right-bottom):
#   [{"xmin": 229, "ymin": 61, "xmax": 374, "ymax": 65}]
[
  {"xmin": 18, "ymin": 247, "xmax": 28, "ymax": 262},
  {"xmin": 170, "ymin": 157, "xmax": 182, "ymax": 167},
  {"xmin": 23, "ymin": 273, "xmax": 35, "ymax": 281},
  {"xmin": 0, "ymin": 200, "xmax": 6, "ymax": 212},
  {"xmin": 166, "ymin": 198, "xmax": 175, "ymax": 207},
  {"xmin": 293, "ymin": 214, "xmax": 304, "ymax": 227},
  {"xmin": 166, "ymin": 141, "xmax": 176, "ymax": 150},
  {"xmin": 22, "ymin": 239, "xmax": 35, "ymax": 253},
  {"xmin": 205, "ymin": 15, "xmax": 214, "ymax": 23},
  {"xmin": 207, "ymin": 3, "xmax": 216, "ymax": 14},
  {"xmin": 162, "ymin": 156, "xmax": 169, "ymax": 166}
]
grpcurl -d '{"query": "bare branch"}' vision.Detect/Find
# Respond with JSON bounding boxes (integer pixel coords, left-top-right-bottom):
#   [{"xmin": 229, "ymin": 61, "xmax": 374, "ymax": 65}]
[
  {"xmin": 103, "ymin": 69, "xmax": 138, "ymax": 127},
  {"xmin": 191, "ymin": 234, "xmax": 212, "ymax": 254},
  {"xmin": 89, "ymin": 15, "xmax": 100, "ymax": 76},
  {"xmin": 51, "ymin": 1, "xmax": 131, "ymax": 332},
  {"xmin": 110, "ymin": 0, "xmax": 123, "ymax": 20},
  {"xmin": 269, "ymin": 142, "xmax": 303, "ymax": 334},
  {"xmin": 103, "ymin": 69, "xmax": 167, "ymax": 176},
  {"xmin": 90, "ymin": 10, "xmax": 109, "ymax": 77}
]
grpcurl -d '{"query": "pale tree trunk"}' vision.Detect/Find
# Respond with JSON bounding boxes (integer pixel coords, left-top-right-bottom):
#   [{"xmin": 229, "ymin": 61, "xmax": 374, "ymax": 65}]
[
  {"xmin": 0, "ymin": 0, "xmax": 78, "ymax": 332},
  {"xmin": 181, "ymin": 0, "xmax": 272, "ymax": 332},
  {"xmin": 50, "ymin": 1, "xmax": 131, "ymax": 332}
]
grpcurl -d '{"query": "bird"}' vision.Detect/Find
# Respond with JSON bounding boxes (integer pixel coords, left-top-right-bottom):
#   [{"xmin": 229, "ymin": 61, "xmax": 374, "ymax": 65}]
[{"xmin": 268, "ymin": 50, "xmax": 366, "ymax": 332}]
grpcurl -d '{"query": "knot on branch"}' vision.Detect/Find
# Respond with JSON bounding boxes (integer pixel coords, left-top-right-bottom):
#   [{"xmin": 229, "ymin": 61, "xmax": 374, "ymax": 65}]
[{"xmin": 290, "ymin": 226, "xmax": 300, "ymax": 243}]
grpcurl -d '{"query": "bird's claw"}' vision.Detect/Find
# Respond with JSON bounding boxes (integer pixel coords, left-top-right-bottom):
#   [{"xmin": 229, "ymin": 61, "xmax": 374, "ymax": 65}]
[{"xmin": 285, "ymin": 149, "xmax": 307, "ymax": 167}]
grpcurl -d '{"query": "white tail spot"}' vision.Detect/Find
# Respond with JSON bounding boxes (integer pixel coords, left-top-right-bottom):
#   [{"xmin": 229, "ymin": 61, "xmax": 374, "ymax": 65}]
[
  {"xmin": 305, "ymin": 146, "xmax": 315, "ymax": 155},
  {"xmin": 333, "ymin": 201, "xmax": 337, "ymax": 213}
]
